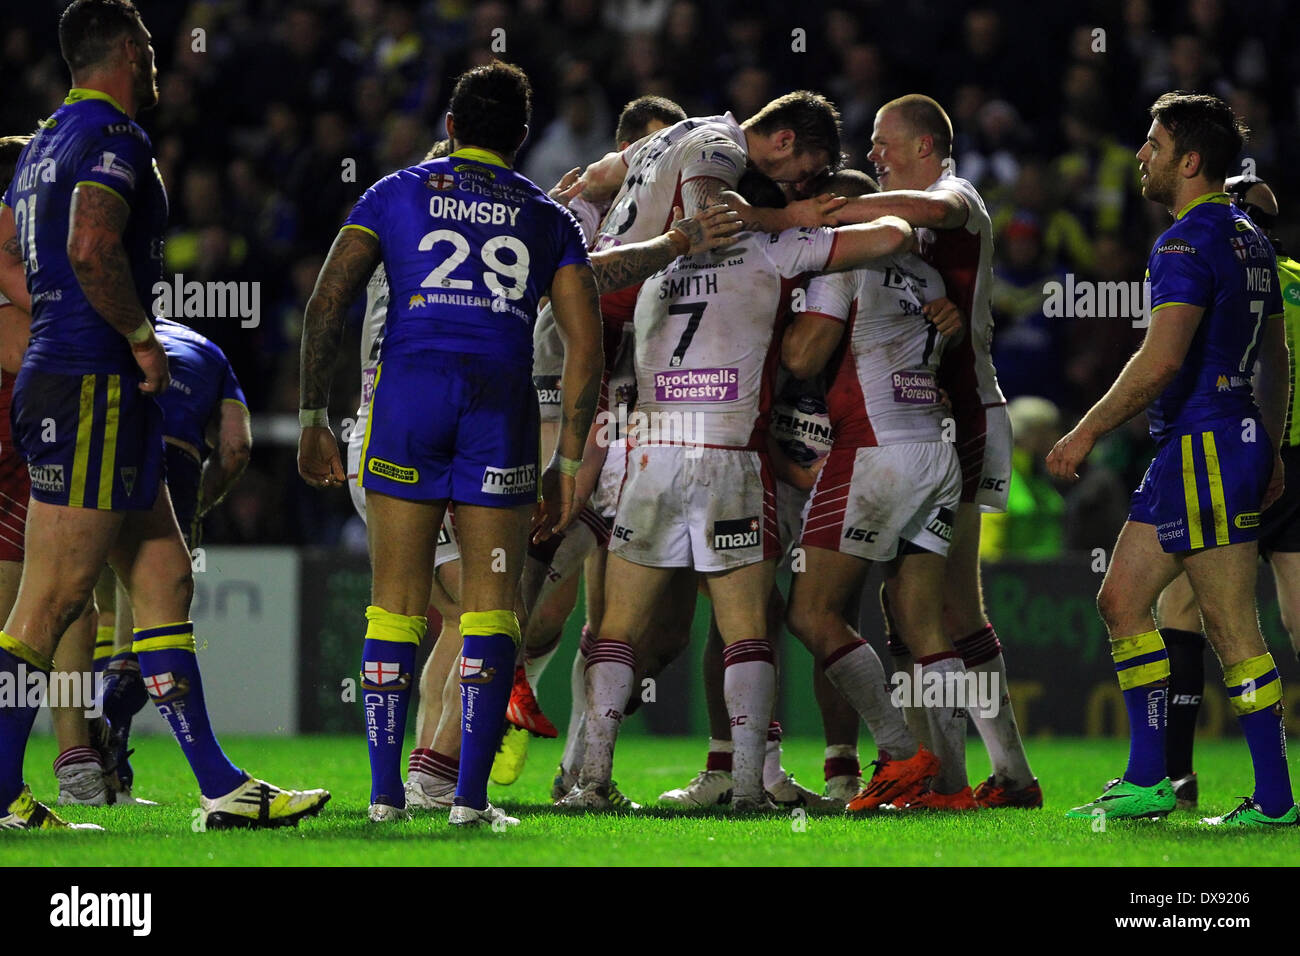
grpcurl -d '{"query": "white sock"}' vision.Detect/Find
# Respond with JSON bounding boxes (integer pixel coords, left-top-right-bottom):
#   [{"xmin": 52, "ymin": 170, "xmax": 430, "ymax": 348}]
[
  {"xmin": 824, "ymin": 641, "xmax": 917, "ymax": 759},
  {"xmin": 561, "ymin": 628, "xmax": 596, "ymax": 774},
  {"xmin": 954, "ymin": 627, "xmax": 1034, "ymax": 786},
  {"xmin": 722, "ymin": 640, "xmax": 776, "ymax": 801},
  {"xmin": 763, "ymin": 724, "xmax": 785, "ymax": 789},
  {"xmin": 524, "ymin": 636, "xmax": 561, "ymax": 689},
  {"xmin": 920, "ymin": 655, "xmax": 969, "ymax": 793},
  {"xmin": 888, "ymin": 638, "xmax": 932, "ymax": 749},
  {"xmin": 579, "ymin": 640, "xmax": 635, "ymax": 787}
]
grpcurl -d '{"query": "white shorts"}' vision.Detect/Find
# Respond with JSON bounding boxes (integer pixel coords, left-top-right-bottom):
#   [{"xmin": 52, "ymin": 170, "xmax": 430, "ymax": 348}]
[
  {"xmin": 533, "ymin": 303, "xmax": 564, "ymax": 424},
  {"xmin": 800, "ymin": 442, "xmax": 962, "ymax": 562},
  {"xmin": 347, "ymin": 406, "xmax": 461, "ymax": 569},
  {"xmin": 776, "ymin": 478, "xmax": 810, "ymax": 570},
  {"xmin": 591, "ymin": 437, "xmax": 628, "ymax": 519},
  {"xmin": 959, "ymin": 403, "xmax": 1012, "ymax": 514},
  {"xmin": 609, "ymin": 445, "xmax": 778, "ymax": 573}
]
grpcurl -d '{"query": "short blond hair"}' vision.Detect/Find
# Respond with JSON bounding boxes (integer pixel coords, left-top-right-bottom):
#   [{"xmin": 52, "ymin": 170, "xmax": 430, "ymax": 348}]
[{"xmin": 880, "ymin": 94, "xmax": 953, "ymax": 158}]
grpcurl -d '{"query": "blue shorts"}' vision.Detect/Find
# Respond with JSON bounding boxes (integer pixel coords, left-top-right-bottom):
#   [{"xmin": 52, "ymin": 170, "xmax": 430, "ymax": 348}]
[
  {"xmin": 11, "ymin": 367, "xmax": 163, "ymax": 511},
  {"xmin": 359, "ymin": 352, "xmax": 540, "ymax": 507},
  {"xmin": 165, "ymin": 442, "xmax": 201, "ymax": 547},
  {"xmin": 1129, "ymin": 417, "xmax": 1271, "ymax": 553}
]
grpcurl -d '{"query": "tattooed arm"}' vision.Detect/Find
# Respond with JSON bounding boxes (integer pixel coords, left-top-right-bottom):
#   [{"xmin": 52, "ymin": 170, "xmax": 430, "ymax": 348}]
[
  {"xmin": 589, "ymin": 204, "xmax": 742, "ymax": 292},
  {"xmin": 0, "ymin": 205, "xmax": 31, "ymax": 315},
  {"xmin": 67, "ymin": 184, "xmax": 168, "ymax": 392},
  {"xmin": 298, "ymin": 226, "xmax": 380, "ymax": 488},
  {"xmin": 535, "ymin": 261, "xmax": 604, "ymax": 538}
]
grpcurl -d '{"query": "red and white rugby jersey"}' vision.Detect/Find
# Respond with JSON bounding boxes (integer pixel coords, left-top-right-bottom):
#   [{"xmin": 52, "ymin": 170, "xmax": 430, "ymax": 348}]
[
  {"xmin": 915, "ymin": 169, "xmax": 1005, "ymax": 408},
  {"xmin": 568, "ymin": 194, "xmax": 609, "ymax": 249},
  {"xmin": 632, "ymin": 226, "xmax": 836, "ymax": 448},
  {"xmin": 803, "ymin": 252, "xmax": 949, "ymax": 446},
  {"xmin": 356, "ymin": 265, "xmax": 389, "ymax": 414},
  {"xmin": 594, "ymin": 114, "xmax": 749, "ymax": 325}
]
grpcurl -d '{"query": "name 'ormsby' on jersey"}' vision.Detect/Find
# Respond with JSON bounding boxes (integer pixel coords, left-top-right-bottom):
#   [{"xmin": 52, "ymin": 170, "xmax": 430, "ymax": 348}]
[
  {"xmin": 633, "ymin": 226, "xmax": 836, "ymax": 448},
  {"xmin": 804, "ymin": 253, "xmax": 949, "ymax": 446},
  {"xmin": 2, "ymin": 89, "xmax": 168, "ymax": 375},
  {"xmin": 1145, "ymin": 193, "xmax": 1282, "ymax": 440},
  {"xmin": 342, "ymin": 147, "xmax": 589, "ymax": 365}
]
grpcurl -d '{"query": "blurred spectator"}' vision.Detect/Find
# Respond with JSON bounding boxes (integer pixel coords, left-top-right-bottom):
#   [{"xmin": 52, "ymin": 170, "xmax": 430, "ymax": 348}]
[
  {"xmin": 989, "ymin": 214, "xmax": 1070, "ymax": 406},
  {"xmin": 981, "ymin": 397, "xmax": 1066, "ymax": 561},
  {"xmin": 522, "ymin": 81, "xmax": 612, "ymax": 191}
]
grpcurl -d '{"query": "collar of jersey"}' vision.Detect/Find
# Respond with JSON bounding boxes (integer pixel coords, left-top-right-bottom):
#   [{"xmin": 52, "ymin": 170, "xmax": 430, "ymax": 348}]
[
  {"xmin": 1175, "ymin": 191, "xmax": 1230, "ymax": 220},
  {"xmin": 449, "ymin": 147, "xmax": 509, "ymax": 169},
  {"xmin": 64, "ymin": 88, "xmax": 128, "ymax": 115}
]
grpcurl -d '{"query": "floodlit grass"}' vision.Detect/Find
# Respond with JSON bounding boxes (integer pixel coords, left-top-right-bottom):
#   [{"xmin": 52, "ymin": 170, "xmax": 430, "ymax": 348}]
[{"xmin": 2, "ymin": 735, "xmax": 1293, "ymax": 866}]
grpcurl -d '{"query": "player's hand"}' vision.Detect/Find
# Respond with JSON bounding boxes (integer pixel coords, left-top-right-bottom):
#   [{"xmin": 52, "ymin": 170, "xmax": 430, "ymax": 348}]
[
  {"xmin": 298, "ymin": 425, "xmax": 346, "ymax": 489},
  {"xmin": 670, "ymin": 203, "xmax": 743, "ymax": 254},
  {"xmin": 787, "ymin": 456, "xmax": 827, "ymax": 493},
  {"xmin": 549, "ymin": 167, "xmax": 584, "ymax": 206},
  {"xmin": 1263, "ymin": 453, "xmax": 1285, "ymax": 510},
  {"xmin": 923, "ymin": 296, "xmax": 965, "ymax": 339},
  {"xmin": 1046, "ymin": 425, "xmax": 1096, "ymax": 481},
  {"xmin": 132, "ymin": 335, "xmax": 170, "ymax": 394},
  {"xmin": 785, "ymin": 192, "xmax": 848, "ymax": 229},
  {"xmin": 533, "ymin": 466, "xmax": 576, "ymax": 542}
]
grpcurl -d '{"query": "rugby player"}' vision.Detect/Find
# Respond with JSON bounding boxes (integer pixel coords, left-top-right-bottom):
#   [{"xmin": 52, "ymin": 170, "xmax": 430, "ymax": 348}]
[
  {"xmin": 1153, "ymin": 174, "xmax": 1298, "ymax": 812},
  {"xmin": 734, "ymin": 94, "xmax": 1040, "ymax": 807},
  {"xmin": 562, "ymin": 170, "xmax": 926, "ymax": 812},
  {"xmin": 784, "ymin": 170, "xmax": 974, "ymax": 810},
  {"xmin": 0, "ymin": 0, "xmax": 326, "ymax": 830},
  {"xmin": 1050, "ymin": 93, "xmax": 1296, "ymax": 826}
]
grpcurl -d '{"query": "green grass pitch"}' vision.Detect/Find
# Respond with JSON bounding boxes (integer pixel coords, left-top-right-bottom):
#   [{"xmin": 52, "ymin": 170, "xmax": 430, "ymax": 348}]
[{"xmin": 2, "ymin": 734, "xmax": 1294, "ymax": 866}]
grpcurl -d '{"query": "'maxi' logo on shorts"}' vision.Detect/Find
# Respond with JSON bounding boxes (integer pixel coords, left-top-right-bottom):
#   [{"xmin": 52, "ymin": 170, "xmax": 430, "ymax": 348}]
[
  {"xmin": 844, "ymin": 527, "xmax": 879, "ymax": 543},
  {"xmin": 927, "ymin": 507, "xmax": 956, "ymax": 542},
  {"xmin": 1234, "ymin": 511, "xmax": 1261, "ymax": 529},
  {"xmin": 533, "ymin": 375, "xmax": 561, "ymax": 406},
  {"xmin": 714, "ymin": 517, "xmax": 760, "ymax": 550},
  {"xmin": 368, "ymin": 457, "xmax": 419, "ymax": 483},
  {"xmin": 28, "ymin": 463, "xmax": 65, "ymax": 493},
  {"xmin": 481, "ymin": 463, "xmax": 536, "ymax": 495}
]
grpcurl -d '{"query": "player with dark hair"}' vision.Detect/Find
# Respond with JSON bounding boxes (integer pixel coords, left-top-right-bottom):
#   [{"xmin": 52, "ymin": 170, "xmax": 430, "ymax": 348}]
[
  {"xmin": 299, "ymin": 60, "xmax": 607, "ymax": 827},
  {"xmin": 0, "ymin": 0, "xmax": 326, "ymax": 829},
  {"xmin": 1154, "ymin": 173, "xmax": 1299, "ymax": 811},
  {"xmin": 1050, "ymin": 92, "xmax": 1296, "ymax": 826}
]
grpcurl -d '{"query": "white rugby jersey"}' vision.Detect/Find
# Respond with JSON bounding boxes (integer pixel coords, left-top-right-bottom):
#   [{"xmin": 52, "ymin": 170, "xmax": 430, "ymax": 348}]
[
  {"xmin": 633, "ymin": 226, "xmax": 836, "ymax": 448},
  {"xmin": 568, "ymin": 194, "xmax": 608, "ymax": 248},
  {"xmin": 595, "ymin": 113, "xmax": 748, "ymax": 254},
  {"xmin": 355, "ymin": 265, "xmax": 389, "ymax": 415},
  {"xmin": 803, "ymin": 253, "xmax": 949, "ymax": 446},
  {"xmin": 915, "ymin": 170, "xmax": 1005, "ymax": 407}
]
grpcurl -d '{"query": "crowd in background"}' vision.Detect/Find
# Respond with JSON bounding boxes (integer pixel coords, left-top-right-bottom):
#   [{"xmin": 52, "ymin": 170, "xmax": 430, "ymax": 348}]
[{"xmin": 1, "ymin": 0, "xmax": 1294, "ymax": 556}]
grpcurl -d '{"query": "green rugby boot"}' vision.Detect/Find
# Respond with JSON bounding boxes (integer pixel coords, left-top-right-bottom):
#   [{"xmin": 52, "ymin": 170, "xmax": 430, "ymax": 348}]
[
  {"xmin": 1202, "ymin": 797, "xmax": 1300, "ymax": 828},
  {"xmin": 1065, "ymin": 777, "xmax": 1175, "ymax": 820}
]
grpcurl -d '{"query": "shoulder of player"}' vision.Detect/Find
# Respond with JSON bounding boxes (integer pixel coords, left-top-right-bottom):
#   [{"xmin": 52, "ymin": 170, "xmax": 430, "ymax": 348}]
[{"xmin": 1150, "ymin": 216, "xmax": 1214, "ymax": 258}]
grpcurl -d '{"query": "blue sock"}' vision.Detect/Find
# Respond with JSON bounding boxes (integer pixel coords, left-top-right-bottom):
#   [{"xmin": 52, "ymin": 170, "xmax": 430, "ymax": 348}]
[
  {"xmin": 360, "ymin": 605, "xmax": 426, "ymax": 808},
  {"xmin": 1112, "ymin": 630, "xmax": 1169, "ymax": 787},
  {"xmin": 455, "ymin": 610, "xmax": 520, "ymax": 811},
  {"xmin": 0, "ymin": 635, "xmax": 50, "ymax": 809},
  {"xmin": 93, "ymin": 626, "xmax": 115, "ymax": 676},
  {"xmin": 1226, "ymin": 653, "xmax": 1293, "ymax": 817},
  {"xmin": 133, "ymin": 622, "xmax": 245, "ymax": 798},
  {"xmin": 102, "ymin": 651, "xmax": 147, "ymax": 726}
]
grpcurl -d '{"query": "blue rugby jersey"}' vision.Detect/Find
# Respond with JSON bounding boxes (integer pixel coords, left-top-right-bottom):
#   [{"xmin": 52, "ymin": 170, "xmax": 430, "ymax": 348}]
[
  {"xmin": 1146, "ymin": 192, "xmax": 1283, "ymax": 439},
  {"xmin": 1, "ymin": 89, "xmax": 167, "ymax": 375},
  {"xmin": 153, "ymin": 318, "xmax": 246, "ymax": 456},
  {"xmin": 342, "ymin": 147, "xmax": 589, "ymax": 365}
]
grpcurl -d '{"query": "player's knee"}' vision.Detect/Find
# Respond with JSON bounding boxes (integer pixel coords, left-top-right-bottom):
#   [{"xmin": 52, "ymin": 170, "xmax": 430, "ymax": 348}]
[
  {"xmin": 1095, "ymin": 581, "xmax": 1133, "ymax": 634},
  {"xmin": 785, "ymin": 599, "xmax": 824, "ymax": 652}
]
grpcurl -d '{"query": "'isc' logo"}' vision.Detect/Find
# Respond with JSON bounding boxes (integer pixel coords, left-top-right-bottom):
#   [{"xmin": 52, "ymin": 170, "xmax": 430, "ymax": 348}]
[{"xmin": 843, "ymin": 527, "xmax": 879, "ymax": 543}]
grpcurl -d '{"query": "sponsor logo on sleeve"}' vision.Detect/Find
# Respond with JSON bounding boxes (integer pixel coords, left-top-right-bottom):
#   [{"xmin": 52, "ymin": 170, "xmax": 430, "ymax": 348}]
[
  {"xmin": 481, "ymin": 463, "xmax": 537, "ymax": 495},
  {"xmin": 91, "ymin": 151, "xmax": 136, "ymax": 189},
  {"xmin": 713, "ymin": 516, "xmax": 760, "ymax": 550},
  {"xmin": 1154, "ymin": 239, "xmax": 1196, "ymax": 255}
]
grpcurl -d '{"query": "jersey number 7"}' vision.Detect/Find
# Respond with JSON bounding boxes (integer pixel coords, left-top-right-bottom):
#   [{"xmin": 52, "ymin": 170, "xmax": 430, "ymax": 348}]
[{"xmin": 668, "ymin": 301, "xmax": 707, "ymax": 368}]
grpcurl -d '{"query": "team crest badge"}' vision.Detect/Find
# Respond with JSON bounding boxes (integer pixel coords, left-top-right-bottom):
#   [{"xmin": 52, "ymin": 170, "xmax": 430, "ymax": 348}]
[
  {"xmin": 460, "ymin": 657, "xmax": 496, "ymax": 684},
  {"xmin": 361, "ymin": 661, "xmax": 411, "ymax": 691},
  {"xmin": 144, "ymin": 672, "xmax": 190, "ymax": 703},
  {"xmin": 427, "ymin": 172, "xmax": 456, "ymax": 191}
]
